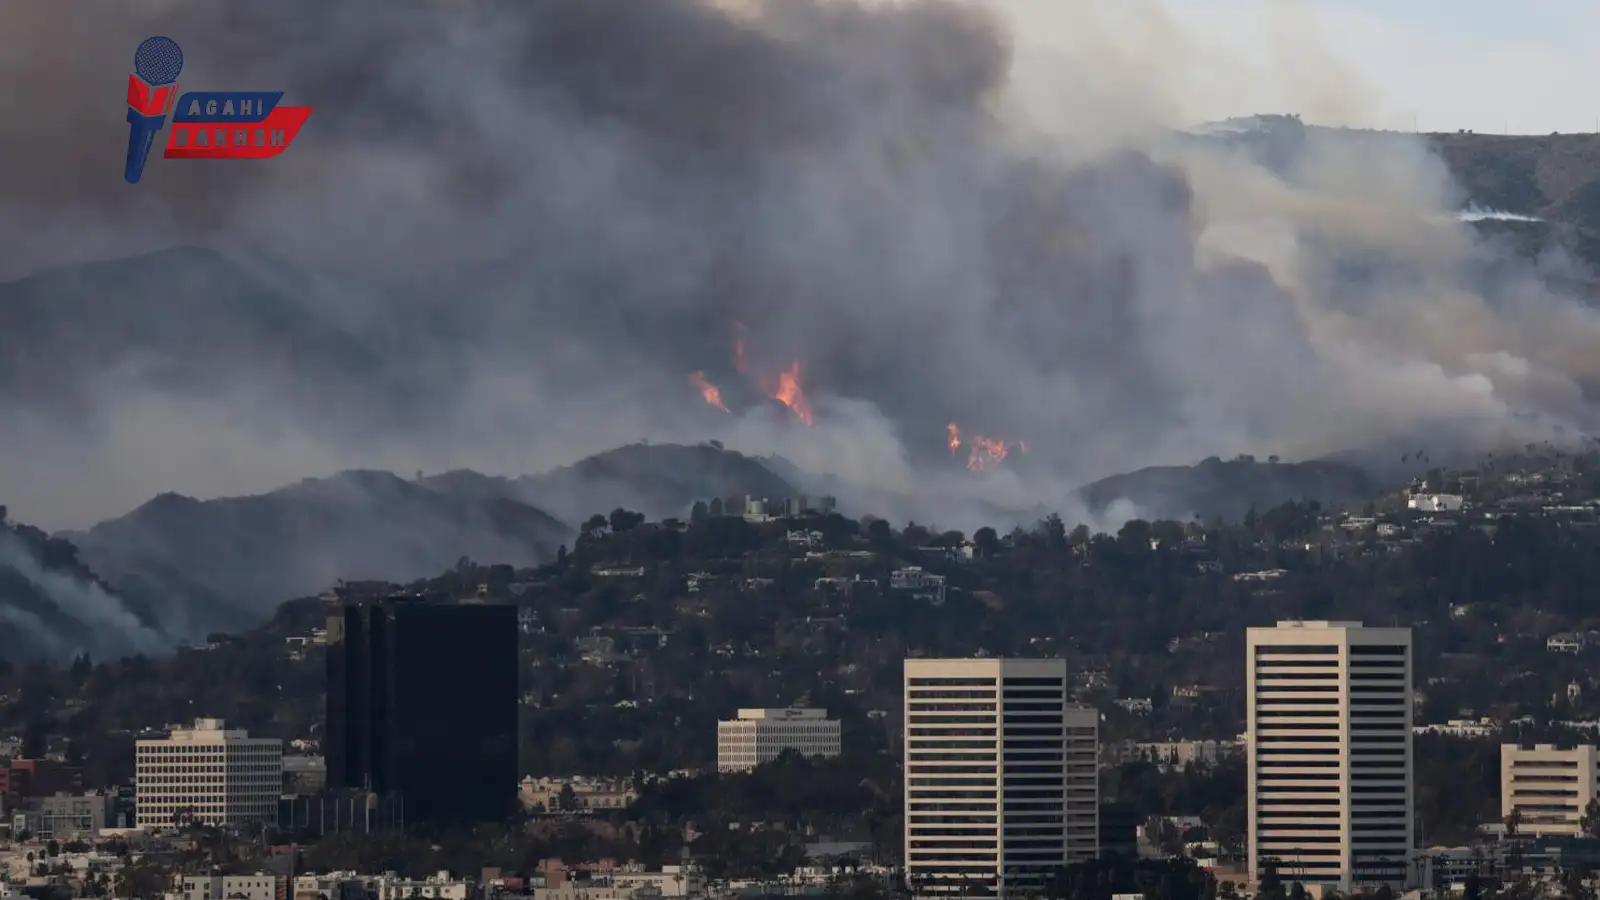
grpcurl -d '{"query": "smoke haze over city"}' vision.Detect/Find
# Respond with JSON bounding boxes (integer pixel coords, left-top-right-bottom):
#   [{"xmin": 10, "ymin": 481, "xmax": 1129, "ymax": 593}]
[{"xmin": 2, "ymin": 0, "xmax": 1598, "ymax": 534}]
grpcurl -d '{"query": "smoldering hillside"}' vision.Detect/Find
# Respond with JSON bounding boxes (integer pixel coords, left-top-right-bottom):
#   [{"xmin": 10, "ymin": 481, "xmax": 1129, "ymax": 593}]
[{"xmin": 4, "ymin": 0, "xmax": 1600, "ymax": 537}]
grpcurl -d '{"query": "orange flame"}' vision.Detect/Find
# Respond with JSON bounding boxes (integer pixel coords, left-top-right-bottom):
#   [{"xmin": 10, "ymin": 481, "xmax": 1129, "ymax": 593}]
[
  {"xmin": 967, "ymin": 436, "xmax": 1012, "ymax": 471},
  {"xmin": 689, "ymin": 371, "xmax": 729, "ymax": 412},
  {"xmin": 948, "ymin": 422, "xmax": 1026, "ymax": 471},
  {"xmin": 772, "ymin": 361, "xmax": 814, "ymax": 425}
]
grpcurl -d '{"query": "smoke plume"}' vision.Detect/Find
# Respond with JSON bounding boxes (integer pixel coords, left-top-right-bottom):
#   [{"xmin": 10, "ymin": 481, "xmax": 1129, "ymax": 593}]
[{"xmin": 1, "ymin": 0, "xmax": 1597, "ymax": 537}]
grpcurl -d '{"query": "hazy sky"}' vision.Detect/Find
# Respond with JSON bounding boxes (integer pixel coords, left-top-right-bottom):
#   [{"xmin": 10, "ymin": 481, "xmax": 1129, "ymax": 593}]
[{"xmin": 1155, "ymin": 0, "xmax": 1600, "ymax": 134}]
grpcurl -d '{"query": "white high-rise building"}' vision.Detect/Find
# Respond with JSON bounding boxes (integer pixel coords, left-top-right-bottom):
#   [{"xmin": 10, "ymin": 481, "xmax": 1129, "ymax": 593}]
[
  {"xmin": 135, "ymin": 718, "xmax": 283, "ymax": 829},
  {"xmin": 1501, "ymin": 743, "xmax": 1600, "ymax": 836},
  {"xmin": 903, "ymin": 658, "xmax": 1098, "ymax": 898},
  {"xmin": 715, "ymin": 708, "xmax": 842, "ymax": 772},
  {"xmin": 1247, "ymin": 621, "xmax": 1413, "ymax": 891}
]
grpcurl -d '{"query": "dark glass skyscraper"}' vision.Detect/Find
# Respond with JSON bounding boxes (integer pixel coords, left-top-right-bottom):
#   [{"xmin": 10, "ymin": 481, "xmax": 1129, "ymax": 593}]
[{"xmin": 325, "ymin": 598, "xmax": 518, "ymax": 825}]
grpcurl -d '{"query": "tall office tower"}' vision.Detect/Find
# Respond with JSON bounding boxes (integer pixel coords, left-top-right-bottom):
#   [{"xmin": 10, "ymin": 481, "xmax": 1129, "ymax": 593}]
[
  {"xmin": 1247, "ymin": 621, "xmax": 1414, "ymax": 892},
  {"xmin": 326, "ymin": 597, "xmax": 519, "ymax": 825},
  {"xmin": 903, "ymin": 658, "xmax": 1099, "ymax": 899}
]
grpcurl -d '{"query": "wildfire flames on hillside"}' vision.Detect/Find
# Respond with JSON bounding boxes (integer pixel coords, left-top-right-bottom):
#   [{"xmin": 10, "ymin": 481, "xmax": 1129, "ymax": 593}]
[
  {"xmin": 685, "ymin": 327, "xmax": 814, "ymax": 426},
  {"xmin": 772, "ymin": 362, "xmax": 813, "ymax": 425},
  {"xmin": 688, "ymin": 371, "xmax": 728, "ymax": 412},
  {"xmin": 947, "ymin": 421, "xmax": 1028, "ymax": 472},
  {"xmin": 689, "ymin": 331, "xmax": 1025, "ymax": 470}
]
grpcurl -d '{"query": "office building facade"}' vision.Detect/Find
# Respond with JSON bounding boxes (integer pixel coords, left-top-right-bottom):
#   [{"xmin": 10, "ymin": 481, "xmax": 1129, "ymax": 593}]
[
  {"xmin": 1501, "ymin": 743, "xmax": 1600, "ymax": 837},
  {"xmin": 134, "ymin": 718, "xmax": 282, "ymax": 829},
  {"xmin": 715, "ymin": 708, "xmax": 842, "ymax": 772},
  {"xmin": 903, "ymin": 658, "xmax": 1098, "ymax": 898},
  {"xmin": 1246, "ymin": 621, "xmax": 1413, "ymax": 891},
  {"xmin": 326, "ymin": 598, "xmax": 519, "ymax": 824}
]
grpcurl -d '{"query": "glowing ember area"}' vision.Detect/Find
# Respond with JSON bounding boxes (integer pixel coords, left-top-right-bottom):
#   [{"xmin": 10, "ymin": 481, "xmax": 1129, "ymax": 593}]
[
  {"xmin": 772, "ymin": 361, "xmax": 814, "ymax": 425},
  {"xmin": 948, "ymin": 422, "xmax": 1028, "ymax": 471},
  {"xmin": 689, "ymin": 371, "xmax": 728, "ymax": 412},
  {"xmin": 967, "ymin": 435, "xmax": 1011, "ymax": 471}
]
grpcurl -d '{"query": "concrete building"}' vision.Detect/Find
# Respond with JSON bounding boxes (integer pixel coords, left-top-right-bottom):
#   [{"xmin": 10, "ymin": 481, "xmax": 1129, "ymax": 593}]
[
  {"xmin": 282, "ymin": 754, "xmax": 327, "ymax": 795},
  {"xmin": 715, "ymin": 709, "xmax": 842, "ymax": 773},
  {"xmin": 135, "ymin": 718, "xmax": 282, "ymax": 829},
  {"xmin": 1501, "ymin": 744, "xmax": 1600, "ymax": 836},
  {"xmin": 1247, "ymin": 621, "xmax": 1414, "ymax": 892},
  {"xmin": 0, "ymin": 759, "xmax": 83, "ymax": 807},
  {"xmin": 890, "ymin": 568, "xmax": 948, "ymax": 604},
  {"xmin": 22, "ymin": 791, "xmax": 116, "ymax": 838},
  {"xmin": 903, "ymin": 657, "xmax": 1099, "ymax": 898},
  {"xmin": 179, "ymin": 875, "xmax": 280, "ymax": 900},
  {"xmin": 519, "ymin": 776, "xmax": 638, "ymax": 812}
]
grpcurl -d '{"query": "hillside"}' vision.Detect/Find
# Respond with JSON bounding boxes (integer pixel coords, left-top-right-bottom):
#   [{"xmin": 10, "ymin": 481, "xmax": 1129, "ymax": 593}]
[
  {"xmin": 0, "ymin": 510, "xmax": 167, "ymax": 660},
  {"xmin": 1076, "ymin": 456, "xmax": 1383, "ymax": 522},
  {"xmin": 70, "ymin": 471, "xmax": 572, "ymax": 642},
  {"xmin": 1430, "ymin": 131, "xmax": 1600, "ymax": 271},
  {"xmin": 444, "ymin": 442, "xmax": 802, "ymax": 526}
]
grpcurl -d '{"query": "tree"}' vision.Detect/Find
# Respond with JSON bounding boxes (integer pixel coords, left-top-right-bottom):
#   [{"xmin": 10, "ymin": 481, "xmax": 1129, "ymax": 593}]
[
  {"xmin": 1582, "ymin": 798, "xmax": 1600, "ymax": 839},
  {"xmin": 1257, "ymin": 860, "xmax": 1287, "ymax": 900},
  {"xmin": 972, "ymin": 526, "xmax": 1000, "ymax": 558},
  {"xmin": 557, "ymin": 782, "xmax": 579, "ymax": 812},
  {"xmin": 1505, "ymin": 806, "xmax": 1522, "ymax": 838},
  {"xmin": 609, "ymin": 508, "xmax": 645, "ymax": 533}
]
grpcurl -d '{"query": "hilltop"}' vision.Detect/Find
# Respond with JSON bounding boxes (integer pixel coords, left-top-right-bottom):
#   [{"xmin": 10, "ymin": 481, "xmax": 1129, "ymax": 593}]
[{"xmin": 1075, "ymin": 455, "xmax": 1382, "ymax": 523}]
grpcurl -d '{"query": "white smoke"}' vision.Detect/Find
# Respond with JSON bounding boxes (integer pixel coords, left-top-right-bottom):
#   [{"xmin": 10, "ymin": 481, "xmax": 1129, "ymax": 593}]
[
  {"xmin": 0, "ymin": 529, "xmax": 168, "ymax": 658},
  {"xmin": 1457, "ymin": 204, "xmax": 1543, "ymax": 223}
]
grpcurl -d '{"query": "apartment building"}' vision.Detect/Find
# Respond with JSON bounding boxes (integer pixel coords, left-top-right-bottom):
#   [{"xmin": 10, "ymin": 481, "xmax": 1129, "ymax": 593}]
[
  {"xmin": 715, "ymin": 709, "xmax": 842, "ymax": 773},
  {"xmin": 135, "ymin": 718, "xmax": 282, "ymax": 829},
  {"xmin": 1501, "ymin": 744, "xmax": 1600, "ymax": 836},
  {"xmin": 1247, "ymin": 621, "xmax": 1413, "ymax": 892},
  {"xmin": 21, "ymin": 791, "xmax": 117, "ymax": 838},
  {"xmin": 179, "ymin": 875, "xmax": 280, "ymax": 900},
  {"xmin": 903, "ymin": 658, "xmax": 1099, "ymax": 899}
]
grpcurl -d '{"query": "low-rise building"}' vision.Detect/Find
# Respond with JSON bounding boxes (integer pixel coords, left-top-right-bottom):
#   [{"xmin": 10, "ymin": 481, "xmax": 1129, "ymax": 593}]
[
  {"xmin": 179, "ymin": 875, "xmax": 280, "ymax": 900},
  {"xmin": 519, "ymin": 776, "xmax": 638, "ymax": 812},
  {"xmin": 1501, "ymin": 743, "xmax": 1600, "ymax": 836},
  {"xmin": 715, "ymin": 708, "xmax": 841, "ymax": 773},
  {"xmin": 889, "ymin": 567, "xmax": 947, "ymax": 604},
  {"xmin": 282, "ymin": 755, "xmax": 326, "ymax": 795},
  {"xmin": 21, "ymin": 791, "xmax": 117, "ymax": 838},
  {"xmin": 373, "ymin": 871, "xmax": 471, "ymax": 900}
]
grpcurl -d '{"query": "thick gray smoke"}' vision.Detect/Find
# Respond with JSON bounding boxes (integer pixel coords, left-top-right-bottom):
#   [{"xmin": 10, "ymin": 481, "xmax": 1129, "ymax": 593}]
[{"xmin": 1, "ymin": 0, "xmax": 1598, "ymax": 536}]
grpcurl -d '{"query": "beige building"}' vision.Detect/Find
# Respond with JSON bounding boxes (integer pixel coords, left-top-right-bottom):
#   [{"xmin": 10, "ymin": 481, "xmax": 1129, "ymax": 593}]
[
  {"xmin": 1247, "ymin": 621, "xmax": 1413, "ymax": 892},
  {"xmin": 135, "ymin": 718, "xmax": 282, "ymax": 829},
  {"xmin": 519, "ymin": 775, "xmax": 639, "ymax": 811},
  {"xmin": 180, "ymin": 875, "xmax": 280, "ymax": 900},
  {"xmin": 903, "ymin": 658, "xmax": 1098, "ymax": 898},
  {"xmin": 715, "ymin": 708, "xmax": 842, "ymax": 772},
  {"xmin": 1501, "ymin": 743, "xmax": 1600, "ymax": 836}
]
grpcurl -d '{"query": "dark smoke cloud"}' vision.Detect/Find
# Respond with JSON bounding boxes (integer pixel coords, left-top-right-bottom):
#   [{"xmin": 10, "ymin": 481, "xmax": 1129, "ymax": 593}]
[{"xmin": 2, "ymin": 0, "xmax": 1599, "ymax": 534}]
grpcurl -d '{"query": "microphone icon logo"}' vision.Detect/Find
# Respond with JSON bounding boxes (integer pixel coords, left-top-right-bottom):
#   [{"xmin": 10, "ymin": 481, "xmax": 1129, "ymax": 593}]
[{"xmin": 125, "ymin": 37, "xmax": 184, "ymax": 184}]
